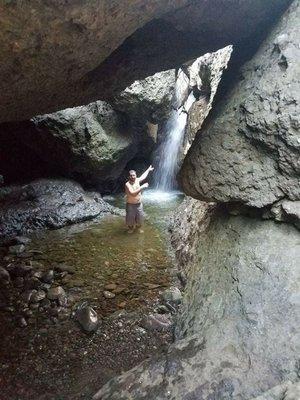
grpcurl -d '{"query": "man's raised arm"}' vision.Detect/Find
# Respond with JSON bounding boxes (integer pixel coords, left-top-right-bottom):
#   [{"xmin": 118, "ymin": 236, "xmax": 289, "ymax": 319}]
[{"xmin": 139, "ymin": 165, "xmax": 154, "ymax": 183}]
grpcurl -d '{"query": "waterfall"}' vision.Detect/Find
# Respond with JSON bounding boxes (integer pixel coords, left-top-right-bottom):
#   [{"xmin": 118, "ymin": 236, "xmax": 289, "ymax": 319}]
[{"xmin": 155, "ymin": 73, "xmax": 196, "ymax": 191}]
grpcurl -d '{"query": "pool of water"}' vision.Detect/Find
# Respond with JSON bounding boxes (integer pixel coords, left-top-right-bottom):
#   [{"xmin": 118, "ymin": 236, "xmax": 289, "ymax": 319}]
[
  {"xmin": 0, "ymin": 190, "xmax": 184, "ymax": 400},
  {"xmin": 26, "ymin": 189, "xmax": 184, "ymax": 317}
]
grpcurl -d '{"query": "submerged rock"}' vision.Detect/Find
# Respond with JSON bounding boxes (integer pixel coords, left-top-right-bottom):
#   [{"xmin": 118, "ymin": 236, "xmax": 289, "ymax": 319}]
[
  {"xmin": 41, "ymin": 270, "xmax": 54, "ymax": 284},
  {"xmin": 8, "ymin": 244, "xmax": 25, "ymax": 255},
  {"xmin": 142, "ymin": 314, "xmax": 173, "ymax": 332},
  {"xmin": 161, "ymin": 286, "xmax": 182, "ymax": 305},
  {"xmin": 30, "ymin": 290, "xmax": 46, "ymax": 303},
  {"xmin": 103, "ymin": 291, "xmax": 116, "ymax": 299},
  {"xmin": 47, "ymin": 286, "xmax": 65, "ymax": 301},
  {"xmin": 54, "ymin": 263, "xmax": 75, "ymax": 274}
]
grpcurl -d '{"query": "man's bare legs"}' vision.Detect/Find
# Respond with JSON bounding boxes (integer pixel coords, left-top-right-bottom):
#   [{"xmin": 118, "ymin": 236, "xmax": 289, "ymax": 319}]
[
  {"xmin": 127, "ymin": 224, "xmax": 143, "ymax": 233},
  {"xmin": 127, "ymin": 225, "xmax": 135, "ymax": 234},
  {"xmin": 136, "ymin": 224, "xmax": 144, "ymax": 234}
]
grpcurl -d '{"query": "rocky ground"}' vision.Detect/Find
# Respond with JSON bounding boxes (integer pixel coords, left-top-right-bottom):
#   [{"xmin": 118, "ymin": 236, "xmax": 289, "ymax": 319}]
[{"xmin": 0, "ymin": 205, "xmax": 183, "ymax": 400}]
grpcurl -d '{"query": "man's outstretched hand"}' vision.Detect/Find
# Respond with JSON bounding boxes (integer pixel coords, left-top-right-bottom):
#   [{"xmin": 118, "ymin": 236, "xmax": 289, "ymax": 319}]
[
  {"xmin": 148, "ymin": 165, "xmax": 154, "ymax": 172},
  {"xmin": 142, "ymin": 182, "xmax": 149, "ymax": 189}
]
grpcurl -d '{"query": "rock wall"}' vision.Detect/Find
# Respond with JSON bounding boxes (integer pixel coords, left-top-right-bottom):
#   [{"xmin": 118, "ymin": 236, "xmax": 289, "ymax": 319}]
[
  {"xmin": 180, "ymin": 0, "xmax": 300, "ymax": 211},
  {"xmin": 0, "ymin": 48, "xmax": 232, "ymax": 188},
  {"xmin": 92, "ymin": 2, "xmax": 300, "ymax": 399},
  {"xmin": 0, "ymin": 0, "xmax": 291, "ymax": 122}
]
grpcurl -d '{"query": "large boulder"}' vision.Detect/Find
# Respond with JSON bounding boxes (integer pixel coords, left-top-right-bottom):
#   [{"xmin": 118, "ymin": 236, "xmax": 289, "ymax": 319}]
[
  {"xmin": 30, "ymin": 101, "xmax": 136, "ymax": 185},
  {"xmin": 113, "ymin": 69, "xmax": 176, "ymax": 124},
  {"xmin": 0, "ymin": 0, "xmax": 291, "ymax": 122},
  {"xmin": 93, "ymin": 213, "xmax": 300, "ymax": 400},
  {"xmin": 0, "ymin": 179, "xmax": 122, "ymax": 238},
  {"xmin": 0, "ymin": 101, "xmax": 137, "ymax": 187},
  {"xmin": 180, "ymin": 0, "xmax": 300, "ymax": 209}
]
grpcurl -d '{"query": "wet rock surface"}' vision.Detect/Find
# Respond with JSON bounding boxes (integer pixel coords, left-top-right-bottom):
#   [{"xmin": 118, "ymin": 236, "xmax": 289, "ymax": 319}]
[
  {"xmin": 180, "ymin": 0, "xmax": 300, "ymax": 210},
  {"xmin": 0, "ymin": 178, "xmax": 122, "ymax": 238},
  {"xmin": 94, "ymin": 214, "xmax": 300, "ymax": 400}
]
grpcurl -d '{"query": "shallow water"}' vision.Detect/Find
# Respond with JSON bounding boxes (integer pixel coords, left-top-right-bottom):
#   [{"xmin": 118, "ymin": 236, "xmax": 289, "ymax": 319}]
[
  {"xmin": 26, "ymin": 189, "xmax": 184, "ymax": 316},
  {"xmin": 0, "ymin": 190, "xmax": 184, "ymax": 399}
]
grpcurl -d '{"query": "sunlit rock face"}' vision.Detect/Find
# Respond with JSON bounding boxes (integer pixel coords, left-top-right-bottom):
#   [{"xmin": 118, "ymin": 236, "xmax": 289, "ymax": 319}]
[
  {"xmin": 0, "ymin": 0, "xmax": 291, "ymax": 123},
  {"xmin": 180, "ymin": 0, "xmax": 300, "ymax": 209}
]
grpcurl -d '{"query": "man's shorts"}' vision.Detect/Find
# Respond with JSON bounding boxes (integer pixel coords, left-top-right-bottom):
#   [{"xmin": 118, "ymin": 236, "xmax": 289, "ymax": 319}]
[{"xmin": 126, "ymin": 203, "xmax": 144, "ymax": 226}]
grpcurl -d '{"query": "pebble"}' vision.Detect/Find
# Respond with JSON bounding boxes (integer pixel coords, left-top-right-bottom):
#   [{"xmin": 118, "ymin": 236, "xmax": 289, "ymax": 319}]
[
  {"xmin": 13, "ymin": 236, "xmax": 31, "ymax": 245},
  {"xmin": 54, "ymin": 263, "xmax": 75, "ymax": 274},
  {"xmin": 75, "ymin": 306, "xmax": 99, "ymax": 332},
  {"xmin": 41, "ymin": 270, "xmax": 54, "ymax": 284},
  {"xmin": 57, "ymin": 294, "xmax": 68, "ymax": 307},
  {"xmin": 29, "ymin": 303, "xmax": 39, "ymax": 310},
  {"xmin": 25, "ymin": 277, "xmax": 42, "ymax": 290},
  {"xmin": 113, "ymin": 286, "xmax": 126, "ymax": 294},
  {"xmin": 156, "ymin": 304, "xmax": 169, "ymax": 314},
  {"xmin": 9, "ymin": 244, "xmax": 25, "ymax": 255},
  {"xmin": 40, "ymin": 298, "xmax": 51, "ymax": 308},
  {"xmin": 143, "ymin": 283, "xmax": 161, "ymax": 289},
  {"xmin": 103, "ymin": 290, "xmax": 115, "ymax": 299},
  {"xmin": 142, "ymin": 313, "xmax": 173, "ymax": 332},
  {"xmin": 161, "ymin": 287, "xmax": 182, "ymax": 305},
  {"xmin": 22, "ymin": 308, "xmax": 33, "ymax": 318},
  {"xmin": 17, "ymin": 316, "xmax": 28, "ymax": 327},
  {"xmin": 47, "ymin": 286, "xmax": 65, "ymax": 300},
  {"xmin": 22, "ymin": 289, "xmax": 37, "ymax": 303},
  {"xmin": 0, "ymin": 267, "xmax": 10, "ymax": 281},
  {"xmin": 31, "ymin": 271, "xmax": 43, "ymax": 279},
  {"xmin": 40, "ymin": 283, "xmax": 51, "ymax": 292},
  {"xmin": 104, "ymin": 283, "xmax": 117, "ymax": 291},
  {"xmin": 31, "ymin": 290, "xmax": 46, "ymax": 303}
]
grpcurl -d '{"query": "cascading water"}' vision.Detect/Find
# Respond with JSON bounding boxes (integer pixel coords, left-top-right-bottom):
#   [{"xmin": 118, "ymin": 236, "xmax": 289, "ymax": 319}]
[
  {"xmin": 154, "ymin": 72, "xmax": 196, "ymax": 192},
  {"xmin": 154, "ymin": 107, "xmax": 187, "ymax": 191}
]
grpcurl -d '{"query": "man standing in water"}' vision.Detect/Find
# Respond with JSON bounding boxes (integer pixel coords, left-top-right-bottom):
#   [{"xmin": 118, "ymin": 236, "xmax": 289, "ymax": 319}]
[{"xmin": 125, "ymin": 165, "xmax": 154, "ymax": 233}]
